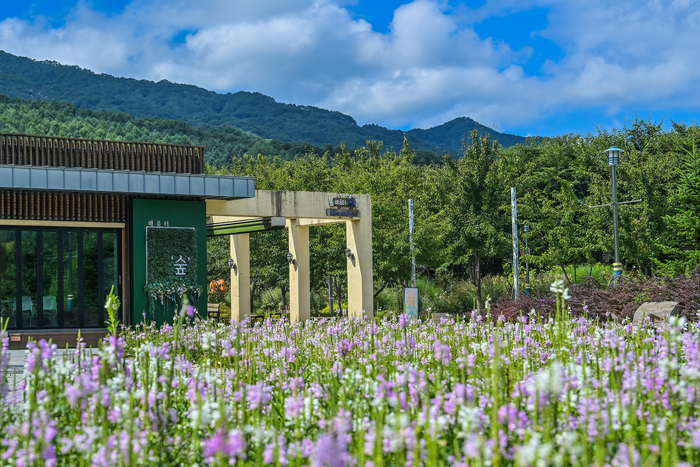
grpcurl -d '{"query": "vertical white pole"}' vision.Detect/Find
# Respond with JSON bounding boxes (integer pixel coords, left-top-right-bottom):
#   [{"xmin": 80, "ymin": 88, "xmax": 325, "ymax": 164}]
[
  {"xmin": 409, "ymin": 199, "xmax": 416, "ymax": 288},
  {"xmin": 511, "ymin": 187, "xmax": 520, "ymax": 299}
]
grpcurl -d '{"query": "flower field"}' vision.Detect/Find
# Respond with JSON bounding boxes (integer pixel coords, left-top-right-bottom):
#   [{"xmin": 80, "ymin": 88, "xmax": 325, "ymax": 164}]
[{"xmin": 2, "ymin": 292, "xmax": 700, "ymax": 466}]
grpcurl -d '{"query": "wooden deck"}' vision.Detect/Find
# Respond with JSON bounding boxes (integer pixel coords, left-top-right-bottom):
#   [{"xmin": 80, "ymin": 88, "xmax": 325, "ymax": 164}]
[{"xmin": 7, "ymin": 329, "xmax": 108, "ymax": 350}]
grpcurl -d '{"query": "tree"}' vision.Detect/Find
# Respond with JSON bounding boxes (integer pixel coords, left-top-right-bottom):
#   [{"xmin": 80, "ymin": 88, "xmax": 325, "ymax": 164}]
[
  {"xmin": 661, "ymin": 128, "xmax": 700, "ymax": 274},
  {"xmin": 443, "ymin": 130, "xmax": 508, "ymax": 311},
  {"xmin": 534, "ymin": 181, "xmax": 589, "ymax": 284}
]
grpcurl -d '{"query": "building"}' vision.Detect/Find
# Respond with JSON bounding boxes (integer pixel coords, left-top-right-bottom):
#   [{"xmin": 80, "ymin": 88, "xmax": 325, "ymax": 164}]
[
  {"xmin": 0, "ymin": 133, "xmax": 373, "ymax": 349},
  {"xmin": 0, "ymin": 133, "xmax": 253, "ymax": 347}
]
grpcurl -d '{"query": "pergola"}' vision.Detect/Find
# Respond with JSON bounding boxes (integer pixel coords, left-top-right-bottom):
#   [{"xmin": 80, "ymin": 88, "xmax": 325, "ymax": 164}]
[{"xmin": 206, "ymin": 190, "xmax": 373, "ymax": 323}]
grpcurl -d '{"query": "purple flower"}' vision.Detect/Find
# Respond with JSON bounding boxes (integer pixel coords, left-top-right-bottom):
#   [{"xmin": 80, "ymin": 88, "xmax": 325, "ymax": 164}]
[
  {"xmin": 246, "ymin": 383, "xmax": 272, "ymax": 410},
  {"xmin": 65, "ymin": 385, "xmax": 81, "ymax": 406},
  {"xmin": 107, "ymin": 336, "xmax": 125, "ymax": 361},
  {"xmin": 224, "ymin": 431, "xmax": 246, "ymax": 458},
  {"xmin": 263, "ymin": 436, "xmax": 288, "ymax": 465},
  {"xmin": 285, "ymin": 395, "xmax": 304, "ymax": 419},
  {"xmin": 203, "ymin": 430, "xmax": 246, "ymax": 463},
  {"xmin": 43, "ymin": 445, "xmax": 57, "ymax": 467},
  {"xmin": 332, "ymin": 361, "xmax": 343, "ymax": 377},
  {"xmin": 433, "ymin": 340, "xmax": 452, "ymax": 365},
  {"xmin": 312, "ymin": 433, "xmax": 347, "ymax": 467},
  {"xmin": 203, "ymin": 431, "xmax": 224, "ymax": 458}
]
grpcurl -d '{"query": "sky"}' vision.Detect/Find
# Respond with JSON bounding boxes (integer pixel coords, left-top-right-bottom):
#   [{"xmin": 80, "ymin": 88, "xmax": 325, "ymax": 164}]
[{"xmin": 0, "ymin": 0, "xmax": 699, "ymax": 137}]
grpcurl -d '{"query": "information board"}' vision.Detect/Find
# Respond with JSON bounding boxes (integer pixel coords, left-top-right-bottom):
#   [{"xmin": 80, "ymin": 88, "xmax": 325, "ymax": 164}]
[{"xmin": 404, "ymin": 287, "xmax": 419, "ymax": 319}]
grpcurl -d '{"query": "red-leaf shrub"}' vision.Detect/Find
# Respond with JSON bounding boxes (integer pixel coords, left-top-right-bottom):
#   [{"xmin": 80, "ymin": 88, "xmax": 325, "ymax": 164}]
[{"xmin": 492, "ymin": 269, "xmax": 700, "ymax": 322}]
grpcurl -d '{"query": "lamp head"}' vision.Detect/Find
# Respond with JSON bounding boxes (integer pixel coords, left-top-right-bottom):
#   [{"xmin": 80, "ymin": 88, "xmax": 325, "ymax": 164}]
[
  {"xmin": 603, "ymin": 147, "xmax": 624, "ymax": 166},
  {"xmin": 287, "ymin": 252, "xmax": 295, "ymax": 265},
  {"xmin": 344, "ymin": 248, "xmax": 355, "ymax": 261}
]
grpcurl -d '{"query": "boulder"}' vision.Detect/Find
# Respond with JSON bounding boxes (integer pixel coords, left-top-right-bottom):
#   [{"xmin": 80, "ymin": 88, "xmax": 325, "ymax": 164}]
[
  {"xmin": 632, "ymin": 301, "xmax": 681, "ymax": 325},
  {"xmin": 432, "ymin": 313, "xmax": 453, "ymax": 323}
]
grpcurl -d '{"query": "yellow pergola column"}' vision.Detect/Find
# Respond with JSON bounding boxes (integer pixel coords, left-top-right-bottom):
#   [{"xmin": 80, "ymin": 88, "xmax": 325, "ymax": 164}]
[
  {"xmin": 288, "ymin": 218, "xmax": 310, "ymax": 323},
  {"xmin": 230, "ymin": 233, "xmax": 250, "ymax": 322},
  {"xmin": 346, "ymin": 217, "xmax": 374, "ymax": 319}
]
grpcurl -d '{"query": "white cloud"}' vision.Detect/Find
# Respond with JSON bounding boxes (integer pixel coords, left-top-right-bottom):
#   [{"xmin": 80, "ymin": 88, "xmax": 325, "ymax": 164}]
[{"xmin": 0, "ymin": 0, "xmax": 698, "ymax": 134}]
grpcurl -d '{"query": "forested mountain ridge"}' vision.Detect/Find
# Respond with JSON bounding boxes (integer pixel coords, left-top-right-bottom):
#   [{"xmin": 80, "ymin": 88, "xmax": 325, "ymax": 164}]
[
  {"xmin": 0, "ymin": 50, "xmax": 526, "ymax": 152},
  {"xmin": 0, "ymin": 94, "xmax": 329, "ymax": 167}
]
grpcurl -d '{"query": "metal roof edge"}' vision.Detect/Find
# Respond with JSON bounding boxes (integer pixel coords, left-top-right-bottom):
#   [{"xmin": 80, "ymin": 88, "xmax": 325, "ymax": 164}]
[{"xmin": 0, "ymin": 165, "xmax": 255, "ymax": 200}]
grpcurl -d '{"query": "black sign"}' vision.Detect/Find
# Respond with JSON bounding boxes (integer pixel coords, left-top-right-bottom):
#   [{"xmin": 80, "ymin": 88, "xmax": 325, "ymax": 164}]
[
  {"xmin": 330, "ymin": 197, "xmax": 359, "ymax": 208},
  {"xmin": 327, "ymin": 208, "xmax": 361, "ymax": 218}
]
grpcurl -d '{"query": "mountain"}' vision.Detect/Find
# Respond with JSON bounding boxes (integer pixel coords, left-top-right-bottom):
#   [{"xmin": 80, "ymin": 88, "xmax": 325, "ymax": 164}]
[
  {"xmin": 0, "ymin": 94, "xmax": 330, "ymax": 168},
  {"xmin": 0, "ymin": 50, "xmax": 526, "ymax": 153}
]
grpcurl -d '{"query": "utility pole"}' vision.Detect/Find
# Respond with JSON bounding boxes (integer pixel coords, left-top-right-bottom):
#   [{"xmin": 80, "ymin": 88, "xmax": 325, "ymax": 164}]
[
  {"xmin": 524, "ymin": 224, "xmax": 531, "ymax": 296},
  {"xmin": 511, "ymin": 187, "xmax": 519, "ymax": 299},
  {"xmin": 409, "ymin": 199, "xmax": 416, "ymax": 288},
  {"xmin": 327, "ymin": 260, "xmax": 333, "ymax": 313}
]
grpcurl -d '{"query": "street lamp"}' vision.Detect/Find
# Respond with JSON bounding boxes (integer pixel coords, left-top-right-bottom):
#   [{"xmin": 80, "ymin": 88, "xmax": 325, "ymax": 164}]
[
  {"xmin": 603, "ymin": 147, "xmax": 624, "ymax": 277},
  {"xmin": 523, "ymin": 224, "xmax": 530, "ymax": 296}
]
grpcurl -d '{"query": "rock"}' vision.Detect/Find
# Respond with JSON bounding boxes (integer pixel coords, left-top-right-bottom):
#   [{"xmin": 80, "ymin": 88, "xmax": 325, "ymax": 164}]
[
  {"xmin": 432, "ymin": 313, "xmax": 453, "ymax": 323},
  {"xmin": 632, "ymin": 301, "xmax": 681, "ymax": 325}
]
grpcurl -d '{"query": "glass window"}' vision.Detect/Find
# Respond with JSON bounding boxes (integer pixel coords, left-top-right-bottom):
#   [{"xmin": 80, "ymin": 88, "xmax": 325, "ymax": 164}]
[
  {"xmin": 21, "ymin": 231, "xmax": 38, "ymax": 328},
  {"xmin": 1, "ymin": 227, "xmax": 120, "ymax": 330},
  {"xmin": 42, "ymin": 231, "xmax": 59, "ymax": 328},
  {"xmin": 0, "ymin": 230, "xmax": 16, "ymax": 328},
  {"xmin": 103, "ymin": 232, "xmax": 119, "ymax": 326},
  {"xmin": 84, "ymin": 232, "xmax": 99, "ymax": 327},
  {"xmin": 63, "ymin": 231, "xmax": 79, "ymax": 327}
]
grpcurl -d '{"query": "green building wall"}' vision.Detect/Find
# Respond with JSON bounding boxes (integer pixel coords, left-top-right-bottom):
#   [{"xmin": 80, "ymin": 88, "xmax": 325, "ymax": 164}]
[{"xmin": 132, "ymin": 199, "xmax": 207, "ymax": 326}]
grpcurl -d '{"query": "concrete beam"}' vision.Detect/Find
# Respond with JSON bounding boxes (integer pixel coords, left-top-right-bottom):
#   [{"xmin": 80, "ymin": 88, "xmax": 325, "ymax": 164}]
[
  {"xmin": 297, "ymin": 218, "xmax": 347, "ymax": 226},
  {"xmin": 207, "ymin": 190, "xmax": 369, "ymax": 220}
]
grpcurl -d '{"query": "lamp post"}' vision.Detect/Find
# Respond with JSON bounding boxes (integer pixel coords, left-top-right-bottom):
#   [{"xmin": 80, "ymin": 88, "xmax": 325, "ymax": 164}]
[
  {"xmin": 523, "ymin": 224, "xmax": 530, "ymax": 296},
  {"xmin": 603, "ymin": 147, "xmax": 623, "ymax": 277},
  {"xmin": 589, "ymin": 148, "xmax": 641, "ymax": 281}
]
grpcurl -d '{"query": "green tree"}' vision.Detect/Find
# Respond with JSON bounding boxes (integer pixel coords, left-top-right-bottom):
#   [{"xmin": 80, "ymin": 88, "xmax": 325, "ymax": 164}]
[
  {"xmin": 660, "ymin": 128, "xmax": 700, "ymax": 274},
  {"xmin": 443, "ymin": 130, "xmax": 508, "ymax": 311}
]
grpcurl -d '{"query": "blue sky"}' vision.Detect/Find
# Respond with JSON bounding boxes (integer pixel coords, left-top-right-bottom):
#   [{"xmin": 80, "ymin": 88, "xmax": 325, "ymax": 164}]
[{"xmin": 0, "ymin": 0, "xmax": 698, "ymax": 137}]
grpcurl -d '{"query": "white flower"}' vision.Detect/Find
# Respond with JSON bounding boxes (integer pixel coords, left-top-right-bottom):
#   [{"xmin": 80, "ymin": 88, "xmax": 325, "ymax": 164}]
[
  {"xmin": 550, "ymin": 280, "xmax": 565, "ymax": 294},
  {"xmin": 533, "ymin": 362, "xmax": 564, "ymax": 396}
]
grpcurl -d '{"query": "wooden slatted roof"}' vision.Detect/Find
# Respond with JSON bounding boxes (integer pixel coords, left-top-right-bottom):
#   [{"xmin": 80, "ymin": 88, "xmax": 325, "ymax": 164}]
[{"xmin": 0, "ymin": 133, "xmax": 206, "ymax": 174}]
